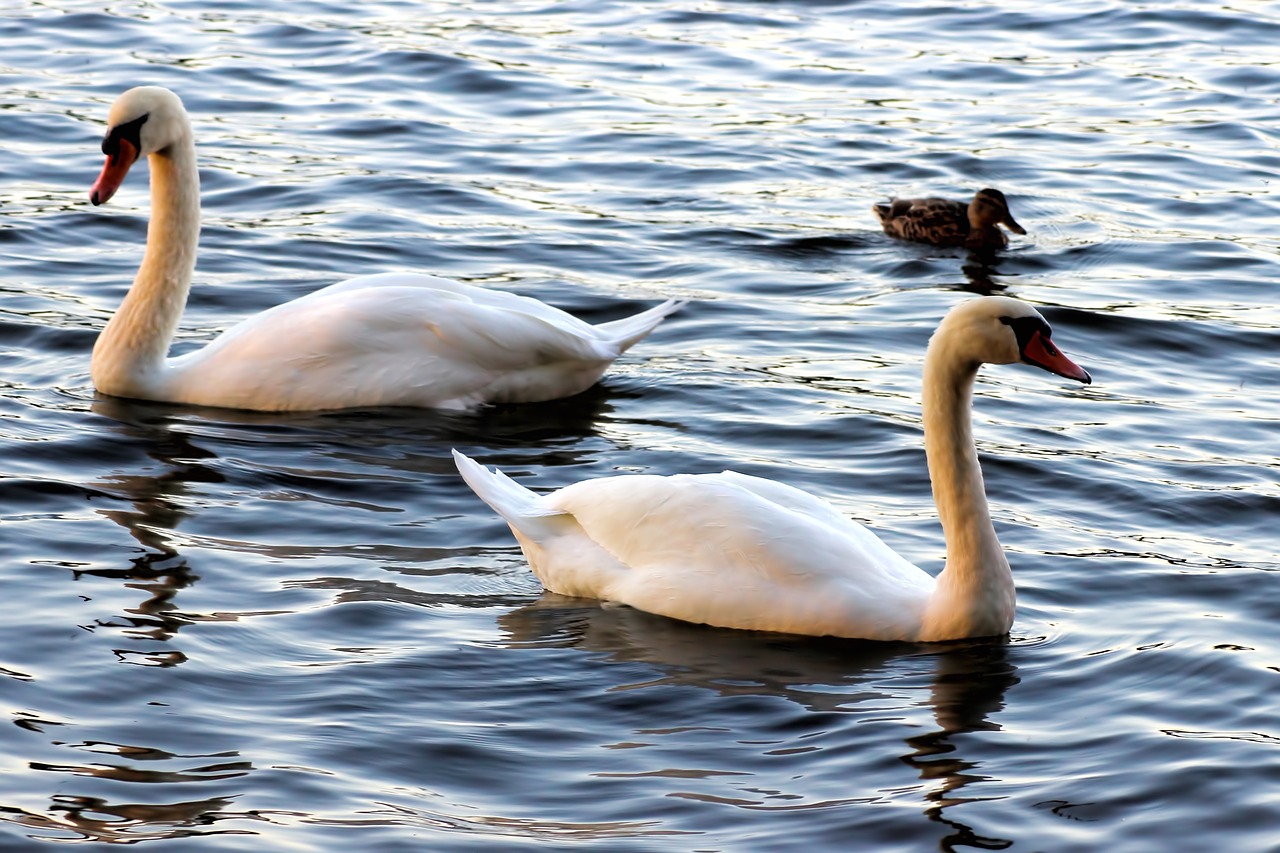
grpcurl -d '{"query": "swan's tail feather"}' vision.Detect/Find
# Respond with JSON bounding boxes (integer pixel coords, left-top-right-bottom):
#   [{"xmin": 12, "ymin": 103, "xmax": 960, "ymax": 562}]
[
  {"xmin": 593, "ymin": 299, "xmax": 686, "ymax": 353},
  {"xmin": 452, "ymin": 450, "xmax": 568, "ymax": 542}
]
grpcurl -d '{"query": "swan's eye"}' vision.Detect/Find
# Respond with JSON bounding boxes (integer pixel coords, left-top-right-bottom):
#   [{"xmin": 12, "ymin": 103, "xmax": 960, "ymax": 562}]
[
  {"xmin": 999, "ymin": 315, "xmax": 1053, "ymax": 355},
  {"xmin": 102, "ymin": 113, "xmax": 149, "ymax": 163}
]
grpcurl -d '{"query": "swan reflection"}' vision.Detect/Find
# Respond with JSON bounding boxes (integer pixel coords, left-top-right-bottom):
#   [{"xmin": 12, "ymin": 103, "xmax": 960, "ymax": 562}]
[
  {"xmin": 903, "ymin": 644, "xmax": 1019, "ymax": 852},
  {"xmin": 83, "ymin": 388, "xmax": 626, "ymax": 651},
  {"xmin": 0, "ymin": 793, "xmax": 259, "ymax": 845},
  {"xmin": 498, "ymin": 594, "xmax": 1018, "ymax": 847},
  {"xmin": 80, "ymin": 398, "xmax": 226, "ymax": 653}
]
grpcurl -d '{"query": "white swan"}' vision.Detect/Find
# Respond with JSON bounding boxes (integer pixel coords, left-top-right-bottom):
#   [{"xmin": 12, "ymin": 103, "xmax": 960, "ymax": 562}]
[
  {"xmin": 88, "ymin": 86, "xmax": 683, "ymax": 411},
  {"xmin": 454, "ymin": 296, "xmax": 1091, "ymax": 642}
]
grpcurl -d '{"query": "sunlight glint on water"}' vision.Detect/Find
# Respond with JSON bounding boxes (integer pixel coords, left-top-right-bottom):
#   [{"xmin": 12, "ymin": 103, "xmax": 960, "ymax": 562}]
[{"xmin": 0, "ymin": 1, "xmax": 1278, "ymax": 851}]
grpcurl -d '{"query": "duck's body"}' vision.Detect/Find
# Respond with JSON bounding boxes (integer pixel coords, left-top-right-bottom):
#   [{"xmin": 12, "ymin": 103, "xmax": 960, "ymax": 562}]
[
  {"xmin": 873, "ymin": 188, "xmax": 1025, "ymax": 250},
  {"xmin": 88, "ymin": 86, "xmax": 681, "ymax": 412},
  {"xmin": 455, "ymin": 296, "xmax": 1091, "ymax": 642}
]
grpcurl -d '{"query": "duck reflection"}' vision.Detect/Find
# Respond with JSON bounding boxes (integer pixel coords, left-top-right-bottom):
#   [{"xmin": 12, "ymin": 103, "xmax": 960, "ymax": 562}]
[
  {"xmin": 766, "ymin": 226, "xmax": 1019, "ymax": 296},
  {"xmin": 498, "ymin": 594, "xmax": 1018, "ymax": 849},
  {"xmin": 958, "ymin": 253, "xmax": 1013, "ymax": 296}
]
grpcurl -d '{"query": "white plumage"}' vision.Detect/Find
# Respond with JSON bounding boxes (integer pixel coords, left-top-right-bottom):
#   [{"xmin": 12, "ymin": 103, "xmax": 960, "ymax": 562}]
[
  {"xmin": 455, "ymin": 296, "xmax": 1091, "ymax": 642},
  {"xmin": 89, "ymin": 86, "xmax": 681, "ymax": 412}
]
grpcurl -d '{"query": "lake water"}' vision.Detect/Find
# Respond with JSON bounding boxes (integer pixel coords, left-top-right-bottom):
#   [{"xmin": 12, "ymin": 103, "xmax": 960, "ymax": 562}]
[{"xmin": 2, "ymin": 1, "xmax": 1279, "ymax": 850}]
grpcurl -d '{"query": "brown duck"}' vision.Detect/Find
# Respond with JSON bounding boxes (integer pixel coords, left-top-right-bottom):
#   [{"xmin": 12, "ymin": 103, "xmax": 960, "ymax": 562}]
[{"xmin": 873, "ymin": 188, "xmax": 1026, "ymax": 250}]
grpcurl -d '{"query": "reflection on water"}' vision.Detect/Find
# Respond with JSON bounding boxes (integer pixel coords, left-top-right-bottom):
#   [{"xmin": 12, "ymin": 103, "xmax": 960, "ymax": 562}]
[
  {"xmin": 499, "ymin": 595, "xmax": 1019, "ymax": 843},
  {"xmin": 957, "ymin": 255, "xmax": 1014, "ymax": 296},
  {"xmin": 93, "ymin": 379, "xmax": 625, "ymax": 474},
  {"xmin": 4, "ymin": 0, "xmax": 1280, "ymax": 848},
  {"xmin": 86, "ymin": 398, "xmax": 220, "ymax": 655},
  {"xmin": 499, "ymin": 594, "xmax": 914, "ymax": 710},
  {"xmin": 31, "ymin": 748, "xmax": 251, "ymax": 785},
  {"xmin": 303, "ymin": 804, "xmax": 674, "ymax": 844},
  {"xmin": 907, "ymin": 644, "xmax": 1019, "ymax": 852},
  {"xmin": 1, "ymin": 794, "xmax": 257, "ymax": 845},
  {"xmin": 85, "ymin": 391, "xmax": 624, "ymax": 620}
]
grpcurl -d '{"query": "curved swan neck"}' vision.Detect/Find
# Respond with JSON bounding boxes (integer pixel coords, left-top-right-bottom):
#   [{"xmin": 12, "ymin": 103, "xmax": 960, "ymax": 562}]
[
  {"xmin": 919, "ymin": 335, "xmax": 1013, "ymax": 638},
  {"xmin": 91, "ymin": 129, "xmax": 199, "ymax": 396}
]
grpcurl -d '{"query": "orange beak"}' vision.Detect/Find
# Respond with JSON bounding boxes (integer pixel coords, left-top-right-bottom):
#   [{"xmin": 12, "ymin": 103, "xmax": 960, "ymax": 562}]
[
  {"xmin": 90, "ymin": 138, "xmax": 139, "ymax": 206},
  {"xmin": 1022, "ymin": 329, "xmax": 1090, "ymax": 384}
]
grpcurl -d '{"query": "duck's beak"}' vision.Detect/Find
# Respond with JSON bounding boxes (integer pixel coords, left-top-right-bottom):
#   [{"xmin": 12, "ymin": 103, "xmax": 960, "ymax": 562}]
[
  {"xmin": 1021, "ymin": 329, "xmax": 1090, "ymax": 383},
  {"xmin": 1002, "ymin": 213, "xmax": 1027, "ymax": 235},
  {"xmin": 90, "ymin": 138, "xmax": 139, "ymax": 207}
]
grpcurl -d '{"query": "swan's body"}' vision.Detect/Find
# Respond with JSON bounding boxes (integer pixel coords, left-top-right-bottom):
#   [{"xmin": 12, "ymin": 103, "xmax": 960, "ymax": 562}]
[
  {"xmin": 455, "ymin": 296, "xmax": 1090, "ymax": 642},
  {"xmin": 88, "ymin": 86, "xmax": 682, "ymax": 411},
  {"xmin": 873, "ymin": 188, "xmax": 1026, "ymax": 250}
]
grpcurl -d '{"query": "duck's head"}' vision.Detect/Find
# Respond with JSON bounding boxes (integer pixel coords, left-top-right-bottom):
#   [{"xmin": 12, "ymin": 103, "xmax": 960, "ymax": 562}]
[
  {"xmin": 934, "ymin": 296, "xmax": 1090, "ymax": 383},
  {"xmin": 91, "ymin": 86, "xmax": 191, "ymax": 206},
  {"xmin": 969, "ymin": 188, "xmax": 1026, "ymax": 235}
]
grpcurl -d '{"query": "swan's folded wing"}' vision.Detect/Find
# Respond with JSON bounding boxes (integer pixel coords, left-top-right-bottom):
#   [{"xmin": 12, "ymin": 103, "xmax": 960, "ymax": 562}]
[
  {"xmin": 416, "ymin": 296, "xmax": 619, "ymax": 369},
  {"xmin": 544, "ymin": 472, "xmax": 933, "ymax": 639},
  {"xmin": 184, "ymin": 285, "xmax": 612, "ymax": 393},
  {"xmin": 303, "ymin": 273, "xmax": 602, "ymax": 340},
  {"xmin": 283, "ymin": 285, "xmax": 615, "ymax": 369}
]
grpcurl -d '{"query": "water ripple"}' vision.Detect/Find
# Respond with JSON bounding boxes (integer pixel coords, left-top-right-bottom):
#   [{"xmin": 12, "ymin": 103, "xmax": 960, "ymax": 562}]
[{"xmin": 1, "ymin": 1, "xmax": 1279, "ymax": 851}]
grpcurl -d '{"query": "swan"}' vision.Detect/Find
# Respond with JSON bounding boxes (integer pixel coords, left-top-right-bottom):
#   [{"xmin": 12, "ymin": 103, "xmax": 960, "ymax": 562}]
[
  {"xmin": 873, "ymin": 188, "xmax": 1026, "ymax": 250},
  {"xmin": 454, "ymin": 296, "xmax": 1090, "ymax": 642},
  {"xmin": 88, "ymin": 86, "xmax": 683, "ymax": 411}
]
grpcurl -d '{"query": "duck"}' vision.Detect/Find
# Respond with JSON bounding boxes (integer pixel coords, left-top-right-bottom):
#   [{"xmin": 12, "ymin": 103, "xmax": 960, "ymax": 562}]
[
  {"xmin": 454, "ymin": 296, "xmax": 1090, "ymax": 642},
  {"xmin": 873, "ymin": 188, "xmax": 1026, "ymax": 250},
  {"xmin": 87, "ymin": 86, "xmax": 683, "ymax": 412}
]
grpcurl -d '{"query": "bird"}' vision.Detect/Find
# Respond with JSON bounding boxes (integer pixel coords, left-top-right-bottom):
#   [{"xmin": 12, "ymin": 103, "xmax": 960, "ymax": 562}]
[
  {"xmin": 87, "ymin": 86, "xmax": 683, "ymax": 412},
  {"xmin": 454, "ymin": 296, "xmax": 1090, "ymax": 642},
  {"xmin": 873, "ymin": 188, "xmax": 1026, "ymax": 250}
]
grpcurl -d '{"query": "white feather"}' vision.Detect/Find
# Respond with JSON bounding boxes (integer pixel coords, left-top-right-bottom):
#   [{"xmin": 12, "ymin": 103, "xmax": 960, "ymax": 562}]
[
  {"xmin": 89, "ymin": 87, "xmax": 683, "ymax": 412},
  {"xmin": 455, "ymin": 296, "xmax": 1090, "ymax": 642}
]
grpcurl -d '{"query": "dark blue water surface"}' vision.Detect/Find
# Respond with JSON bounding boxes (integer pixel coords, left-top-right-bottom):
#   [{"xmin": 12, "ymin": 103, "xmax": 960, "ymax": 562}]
[{"xmin": 1, "ymin": 1, "xmax": 1278, "ymax": 850}]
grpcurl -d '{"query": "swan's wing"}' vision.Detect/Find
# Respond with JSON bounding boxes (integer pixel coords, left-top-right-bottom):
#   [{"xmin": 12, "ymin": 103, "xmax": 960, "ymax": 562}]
[
  {"xmin": 528, "ymin": 472, "xmax": 933, "ymax": 640},
  {"xmin": 302, "ymin": 273, "xmax": 602, "ymax": 336},
  {"xmin": 300, "ymin": 272, "xmax": 474, "ymax": 298},
  {"xmin": 168, "ymin": 284, "xmax": 623, "ymax": 409},
  {"xmin": 707, "ymin": 470, "xmax": 880, "ymax": 534}
]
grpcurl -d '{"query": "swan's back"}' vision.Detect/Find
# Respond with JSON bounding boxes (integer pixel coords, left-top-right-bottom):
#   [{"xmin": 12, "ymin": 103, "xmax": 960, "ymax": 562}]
[
  {"xmin": 159, "ymin": 274, "xmax": 677, "ymax": 410},
  {"xmin": 456, "ymin": 452, "xmax": 935, "ymax": 640},
  {"xmin": 89, "ymin": 86, "xmax": 684, "ymax": 413}
]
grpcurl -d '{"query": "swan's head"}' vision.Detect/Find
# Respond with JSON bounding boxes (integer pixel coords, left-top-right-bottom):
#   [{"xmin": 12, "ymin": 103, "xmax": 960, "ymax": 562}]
[
  {"xmin": 90, "ymin": 86, "xmax": 190, "ymax": 206},
  {"xmin": 934, "ymin": 296, "xmax": 1091, "ymax": 384},
  {"xmin": 969, "ymin": 188, "xmax": 1025, "ymax": 235}
]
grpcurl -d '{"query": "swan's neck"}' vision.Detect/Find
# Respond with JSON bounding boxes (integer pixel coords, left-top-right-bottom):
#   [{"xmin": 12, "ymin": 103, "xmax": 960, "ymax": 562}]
[
  {"xmin": 91, "ymin": 135, "xmax": 199, "ymax": 398},
  {"xmin": 919, "ymin": 343, "xmax": 1014, "ymax": 640}
]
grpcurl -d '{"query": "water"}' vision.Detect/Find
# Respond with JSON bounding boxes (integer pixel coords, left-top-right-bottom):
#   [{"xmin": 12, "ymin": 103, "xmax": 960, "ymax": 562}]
[{"xmin": 1, "ymin": 0, "xmax": 1279, "ymax": 849}]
